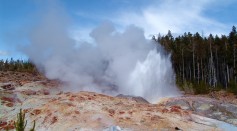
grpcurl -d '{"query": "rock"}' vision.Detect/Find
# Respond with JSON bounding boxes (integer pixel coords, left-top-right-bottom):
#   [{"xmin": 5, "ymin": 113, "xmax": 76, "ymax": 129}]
[
  {"xmin": 116, "ymin": 94, "xmax": 149, "ymax": 104},
  {"xmin": 31, "ymin": 109, "xmax": 41, "ymax": 115},
  {"xmin": 220, "ymin": 103, "xmax": 237, "ymax": 117},
  {"xmin": 165, "ymin": 99, "xmax": 191, "ymax": 110},
  {"xmin": 192, "ymin": 101, "xmax": 213, "ymax": 112},
  {"xmin": 175, "ymin": 127, "xmax": 182, "ymax": 130},
  {"xmin": 164, "ymin": 97, "xmax": 237, "ymax": 126},
  {"xmin": 1, "ymin": 83, "xmax": 15, "ymax": 90},
  {"xmin": 51, "ymin": 116, "xmax": 58, "ymax": 125},
  {"xmin": 226, "ymin": 119, "xmax": 237, "ymax": 125},
  {"xmin": 22, "ymin": 90, "xmax": 37, "ymax": 95},
  {"xmin": 39, "ymin": 89, "xmax": 50, "ymax": 95},
  {"xmin": 0, "ymin": 121, "xmax": 7, "ymax": 127},
  {"xmin": 1, "ymin": 97, "xmax": 15, "ymax": 103},
  {"xmin": 108, "ymin": 109, "xmax": 115, "ymax": 116},
  {"xmin": 6, "ymin": 103, "xmax": 14, "ymax": 107}
]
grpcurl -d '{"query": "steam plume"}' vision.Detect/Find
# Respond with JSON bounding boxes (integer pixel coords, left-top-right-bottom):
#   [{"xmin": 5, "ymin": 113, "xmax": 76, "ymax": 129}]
[{"xmin": 23, "ymin": 4, "xmax": 180, "ymax": 102}]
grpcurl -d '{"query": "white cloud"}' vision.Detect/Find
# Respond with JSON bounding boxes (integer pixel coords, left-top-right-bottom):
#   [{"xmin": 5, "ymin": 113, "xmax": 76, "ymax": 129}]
[
  {"xmin": 72, "ymin": 0, "xmax": 236, "ymax": 41},
  {"xmin": 112, "ymin": 0, "xmax": 229, "ymax": 37},
  {"xmin": 0, "ymin": 50, "xmax": 8, "ymax": 56}
]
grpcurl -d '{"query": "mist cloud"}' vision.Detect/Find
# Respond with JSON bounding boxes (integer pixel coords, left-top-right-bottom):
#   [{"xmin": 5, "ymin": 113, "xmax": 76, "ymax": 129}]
[{"xmin": 23, "ymin": 2, "xmax": 179, "ymax": 102}]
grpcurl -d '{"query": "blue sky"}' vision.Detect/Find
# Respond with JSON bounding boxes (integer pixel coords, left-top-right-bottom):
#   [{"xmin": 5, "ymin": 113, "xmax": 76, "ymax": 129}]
[{"xmin": 0, "ymin": 0, "xmax": 237, "ymax": 59}]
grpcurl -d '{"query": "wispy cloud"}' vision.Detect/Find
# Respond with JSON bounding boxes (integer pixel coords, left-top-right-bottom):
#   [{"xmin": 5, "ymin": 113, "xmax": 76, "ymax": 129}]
[
  {"xmin": 0, "ymin": 50, "xmax": 8, "ymax": 56},
  {"xmin": 72, "ymin": 0, "xmax": 235, "ymax": 41},
  {"xmin": 112, "ymin": 0, "xmax": 230, "ymax": 36}
]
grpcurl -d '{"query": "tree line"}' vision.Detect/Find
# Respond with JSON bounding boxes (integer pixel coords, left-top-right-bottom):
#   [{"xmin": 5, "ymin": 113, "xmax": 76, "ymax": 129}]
[
  {"xmin": 153, "ymin": 26, "xmax": 237, "ymax": 94},
  {"xmin": 0, "ymin": 58, "xmax": 37, "ymax": 73}
]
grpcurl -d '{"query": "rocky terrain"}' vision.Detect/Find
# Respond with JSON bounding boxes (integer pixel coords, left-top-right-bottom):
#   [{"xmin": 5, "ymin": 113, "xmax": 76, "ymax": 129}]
[{"xmin": 1, "ymin": 71, "xmax": 237, "ymax": 131}]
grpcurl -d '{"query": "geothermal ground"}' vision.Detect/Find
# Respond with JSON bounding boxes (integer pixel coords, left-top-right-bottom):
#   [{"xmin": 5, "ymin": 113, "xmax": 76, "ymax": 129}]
[{"xmin": 1, "ymin": 71, "xmax": 237, "ymax": 131}]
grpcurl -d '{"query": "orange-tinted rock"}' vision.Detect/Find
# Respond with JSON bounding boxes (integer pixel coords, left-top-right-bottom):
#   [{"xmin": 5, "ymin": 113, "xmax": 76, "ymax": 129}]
[
  {"xmin": 119, "ymin": 111, "xmax": 125, "ymax": 114},
  {"xmin": 170, "ymin": 106, "xmax": 182, "ymax": 113},
  {"xmin": 0, "ymin": 121, "xmax": 7, "ymax": 128},
  {"xmin": 171, "ymin": 105, "xmax": 181, "ymax": 110},
  {"xmin": 108, "ymin": 109, "xmax": 115, "ymax": 115},
  {"xmin": 32, "ymin": 109, "xmax": 41, "ymax": 115},
  {"xmin": 79, "ymin": 96, "xmax": 86, "ymax": 101},
  {"xmin": 162, "ymin": 108, "xmax": 169, "ymax": 114},
  {"xmin": 22, "ymin": 90, "xmax": 37, "ymax": 95},
  {"xmin": 128, "ymin": 111, "xmax": 133, "ymax": 115},
  {"xmin": 5, "ymin": 125, "xmax": 15, "ymax": 130},
  {"xmin": 41, "ymin": 89, "xmax": 50, "ymax": 95},
  {"xmin": 75, "ymin": 111, "xmax": 80, "ymax": 114},
  {"xmin": 2, "ymin": 96, "xmax": 21, "ymax": 104},
  {"xmin": 23, "ymin": 109, "xmax": 30, "ymax": 113},
  {"xmin": 6, "ymin": 103, "xmax": 14, "ymax": 107},
  {"xmin": 51, "ymin": 116, "xmax": 58, "ymax": 125},
  {"xmin": 69, "ymin": 97, "xmax": 74, "ymax": 101}
]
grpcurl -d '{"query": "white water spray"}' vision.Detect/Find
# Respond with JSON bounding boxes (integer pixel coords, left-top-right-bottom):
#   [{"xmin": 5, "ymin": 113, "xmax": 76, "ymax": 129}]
[{"xmin": 126, "ymin": 49, "xmax": 179, "ymax": 102}]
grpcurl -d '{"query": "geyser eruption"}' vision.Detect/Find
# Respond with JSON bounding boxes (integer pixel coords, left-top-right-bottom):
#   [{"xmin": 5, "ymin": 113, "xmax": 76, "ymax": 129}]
[
  {"xmin": 128, "ymin": 49, "xmax": 178, "ymax": 102},
  {"xmin": 23, "ymin": 6, "xmax": 179, "ymax": 102}
]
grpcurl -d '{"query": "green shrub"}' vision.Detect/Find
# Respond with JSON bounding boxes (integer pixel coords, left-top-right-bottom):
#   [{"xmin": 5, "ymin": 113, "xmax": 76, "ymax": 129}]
[
  {"xmin": 193, "ymin": 81, "xmax": 210, "ymax": 94},
  {"xmin": 179, "ymin": 81, "xmax": 195, "ymax": 94},
  {"xmin": 14, "ymin": 109, "xmax": 35, "ymax": 131},
  {"xmin": 177, "ymin": 80, "xmax": 211, "ymax": 95},
  {"xmin": 227, "ymin": 80, "xmax": 237, "ymax": 95}
]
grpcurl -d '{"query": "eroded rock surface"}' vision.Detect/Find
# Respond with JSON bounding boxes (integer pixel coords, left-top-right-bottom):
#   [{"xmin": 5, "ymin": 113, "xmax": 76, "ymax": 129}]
[
  {"xmin": 162, "ymin": 96, "xmax": 237, "ymax": 126},
  {"xmin": 1, "ymin": 71, "xmax": 237, "ymax": 130}
]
